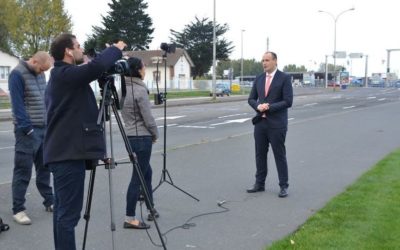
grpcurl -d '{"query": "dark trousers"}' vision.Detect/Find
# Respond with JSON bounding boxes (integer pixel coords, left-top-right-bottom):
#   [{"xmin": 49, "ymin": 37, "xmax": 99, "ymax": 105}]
[
  {"xmin": 254, "ymin": 120, "xmax": 289, "ymax": 188},
  {"xmin": 126, "ymin": 136, "xmax": 154, "ymax": 217},
  {"xmin": 12, "ymin": 127, "xmax": 53, "ymax": 214},
  {"xmin": 50, "ymin": 160, "xmax": 86, "ymax": 250}
]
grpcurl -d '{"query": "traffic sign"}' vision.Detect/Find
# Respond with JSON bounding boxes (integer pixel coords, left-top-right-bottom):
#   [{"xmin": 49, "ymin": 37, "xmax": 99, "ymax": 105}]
[
  {"xmin": 335, "ymin": 51, "xmax": 347, "ymax": 58},
  {"xmin": 349, "ymin": 53, "xmax": 363, "ymax": 58}
]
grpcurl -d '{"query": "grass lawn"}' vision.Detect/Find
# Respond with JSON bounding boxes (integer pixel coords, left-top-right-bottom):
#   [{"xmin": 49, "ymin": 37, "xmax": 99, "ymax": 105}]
[
  {"xmin": 0, "ymin": 96, "xmax": 11, "ymax": 109},
  {"xmin": 267, "ymin": 148, "xmax": 400, "ymax": 250}
]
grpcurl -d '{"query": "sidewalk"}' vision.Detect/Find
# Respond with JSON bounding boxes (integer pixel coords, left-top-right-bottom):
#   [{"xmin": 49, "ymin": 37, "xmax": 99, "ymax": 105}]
[{"xmin": 0, "ymin": 87, "xmax": 328, "ymax": 122}]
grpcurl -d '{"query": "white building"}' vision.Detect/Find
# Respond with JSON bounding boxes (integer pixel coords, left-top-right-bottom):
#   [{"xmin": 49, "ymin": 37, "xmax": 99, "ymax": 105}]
[
  {"xmin": 0, "ymin": 50, "xmax": 19, "ymax": 96},
  {"xmin": 123, "ymin": 48, "xmax": 194, "ymax": 90}
]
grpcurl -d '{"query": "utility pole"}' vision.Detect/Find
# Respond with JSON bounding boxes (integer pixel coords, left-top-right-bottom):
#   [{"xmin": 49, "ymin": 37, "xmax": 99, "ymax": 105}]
[
  {"xmin": 386, "ymin": 49, "xmax": 400, "ymax": 87},
  {"xmin": 212, "ymin": 0, "xmax": 216, "ymax": 100}
]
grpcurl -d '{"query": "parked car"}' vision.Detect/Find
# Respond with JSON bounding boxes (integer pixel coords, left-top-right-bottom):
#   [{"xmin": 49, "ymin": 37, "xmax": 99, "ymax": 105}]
[
  {"xmin": 350, "ymin": 78, "xmax": 363, "ymax": 87},
  {"xmin": 393, "ymin": 80, "xmax": 400, "ymax": 88},
  {"xmin": 327, "ymin": 80, "xmax": 340, "ymax": 87},
  {"xmin": 210, "ymin": 83, "xmax": 231, "ymax": 97}
]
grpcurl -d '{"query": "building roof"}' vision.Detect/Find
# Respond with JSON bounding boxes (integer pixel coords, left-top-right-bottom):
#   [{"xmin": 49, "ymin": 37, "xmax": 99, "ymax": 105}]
[
  {"xmin": 0, "ymin": 88, "xmax": 8, "ymax": 97},
  {"xmin": 123, "ymin": 48, "xmax": 194, "ymax": 67},
  {"xmin": 0, "ymin": 49, "xmax": 19, "ymax": 59}
]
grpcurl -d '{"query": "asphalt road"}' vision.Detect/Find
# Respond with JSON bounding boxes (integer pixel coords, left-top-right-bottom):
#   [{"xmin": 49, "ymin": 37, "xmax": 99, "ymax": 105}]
[{"xmin": 1, "ymin": 87, "xmax": 400, "ymax": 249}]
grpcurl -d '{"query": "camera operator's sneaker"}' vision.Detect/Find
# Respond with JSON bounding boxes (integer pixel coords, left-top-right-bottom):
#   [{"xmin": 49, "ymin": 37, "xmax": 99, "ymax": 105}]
[
  {"xmin": 13, "ymin": 211, "xmax": 31, "ymax": 225},
  {"xmin": 45, "ymin": 205, "xmax": 54, "ymax": 212}
]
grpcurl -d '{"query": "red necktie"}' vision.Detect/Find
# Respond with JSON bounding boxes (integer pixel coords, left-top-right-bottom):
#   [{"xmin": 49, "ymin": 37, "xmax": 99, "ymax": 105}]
[
  {"xmin": 265, "ymin": 74, "xmax": 272, "ymax": 96},
  {"xmin": 262, "ymin": 74, "xmax": 272, "ymax": 118}
]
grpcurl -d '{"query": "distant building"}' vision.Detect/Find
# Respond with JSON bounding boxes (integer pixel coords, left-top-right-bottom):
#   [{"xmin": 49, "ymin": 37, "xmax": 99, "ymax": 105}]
[
  {"xmin": 123, "ymin": 48, "xmax": 194, "ymax": 90},
  {"xmin": 0, "ymin": 50, "xmax": 19, "ymax": 95}
]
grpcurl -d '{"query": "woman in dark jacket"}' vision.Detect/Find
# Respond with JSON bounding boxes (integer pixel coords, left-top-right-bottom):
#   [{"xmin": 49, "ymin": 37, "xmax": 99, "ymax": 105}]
[{"xmin": 121, "ymin": 57, "xmax": 159, "ymax": 229}]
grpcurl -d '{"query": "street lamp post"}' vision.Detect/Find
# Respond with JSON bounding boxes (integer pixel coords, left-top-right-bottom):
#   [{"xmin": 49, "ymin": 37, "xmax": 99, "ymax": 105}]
[
  {"xmin": 212, "ymin": 0, "xmax": 216, "ymax": 99},
  {"xmin": 240, "ymin": 29, "xmax": 245, "ymax": 86},
  {"xmin": 319, "ymin": 7, "xmax": 355, "ymax": 89}
]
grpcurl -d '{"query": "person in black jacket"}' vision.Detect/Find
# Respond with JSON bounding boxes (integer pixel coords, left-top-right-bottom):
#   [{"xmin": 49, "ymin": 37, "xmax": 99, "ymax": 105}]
[{"xmin": 44, "ymin": 33, "xmax": 126, "ymax": 250}]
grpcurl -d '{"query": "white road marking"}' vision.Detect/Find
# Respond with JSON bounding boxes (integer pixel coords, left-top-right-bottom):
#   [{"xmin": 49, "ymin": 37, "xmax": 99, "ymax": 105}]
[
  {"xmin": 211, "ymin": 118, "xmax": 251, "ymax": 126},
  {"xmin": 157, "ymin": 124, "xmax": 178, "ymax": 128},
  {"xmin": 378, "ymin": 98, "xmax": 386, "ymax": 101},
  {"xmin": 343, "ymin": 106, "xmax": 355, "ymax": 110},
  {"xmin": 0, "ymin": 146, "xmax": 14, "ymax": 150},
  {"xmin": 218, "ymin": 113, "xmax": 248, "ymax": 119},
  {"xmin": 367, "ymin": 96, "xmax": 376, "ymax": 99},
  {"xmin": 0, "ymin": 130, "xmax": 13, "ymax": 133},
  {"xmin": 178, "ymin": 125, "xmax": 214, "ymax": 129},
  {"xmin": 288, "ymin": 118, "xmax": 295, "ymax": 121},
  {"xmin": 303, "ymin": 103, "xmax": 318, "ymax": 107},
  {"xmin": 155, "ymin": 116, "xmax": 186, "ymax": 121}
]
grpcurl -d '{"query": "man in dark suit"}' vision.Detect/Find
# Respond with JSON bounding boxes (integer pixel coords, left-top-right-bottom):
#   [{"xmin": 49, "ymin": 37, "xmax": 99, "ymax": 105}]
[{"xmin": 247, "ymin": 51, "xmax": 293, "ymax": 197}]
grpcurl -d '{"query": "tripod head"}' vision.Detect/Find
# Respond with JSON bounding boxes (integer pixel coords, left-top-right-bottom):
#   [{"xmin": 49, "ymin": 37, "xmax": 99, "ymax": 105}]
[{"xmin": 152, "ymin": 43, "xmax": 176, "ymax": 106}]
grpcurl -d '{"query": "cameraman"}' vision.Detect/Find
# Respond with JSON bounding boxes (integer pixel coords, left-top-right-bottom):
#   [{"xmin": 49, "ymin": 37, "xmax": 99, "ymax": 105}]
[{"xmin": 44, "ymin": 33, "xmax": 126, "ymax": 250}]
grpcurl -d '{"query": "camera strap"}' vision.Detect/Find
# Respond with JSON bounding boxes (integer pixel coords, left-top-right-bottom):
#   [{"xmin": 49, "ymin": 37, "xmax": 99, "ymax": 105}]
[{"xmin": 119, "ymin": 76, "xmax": 127, "ymax": 109}]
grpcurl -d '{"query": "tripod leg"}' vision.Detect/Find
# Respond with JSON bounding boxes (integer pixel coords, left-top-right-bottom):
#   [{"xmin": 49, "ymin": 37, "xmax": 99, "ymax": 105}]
[
  {"xmin": 82, "ymin": 167, "xmax": 96, "ymax": 250},
  {"xmin": 110, "ymin": 102, "xmax": 167, "ymax": 250},
  {"xmin": 153, "ymin": 168, "xmax": 166, "ymax": 192},
  {"xmin": 163, "ymin": 169, "xmax": 199, "ymax": 202},
  {"xmin": 106, "ymin": 161, "xmax": 116, "ymax": 250}
]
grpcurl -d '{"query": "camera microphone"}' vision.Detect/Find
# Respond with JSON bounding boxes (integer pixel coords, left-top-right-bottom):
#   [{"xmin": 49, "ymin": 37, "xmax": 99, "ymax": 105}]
[{"xmin": 217, "ymin": 200, "xmax": 226, "ymax": 206}]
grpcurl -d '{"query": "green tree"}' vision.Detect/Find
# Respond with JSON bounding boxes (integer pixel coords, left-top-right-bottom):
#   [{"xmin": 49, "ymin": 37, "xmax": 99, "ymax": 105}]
[
  {"xmin": 170, "ymin": 16, "xmax": 234, "ymax": 79},
  {"xmin": 0, "ymin": 20, "xmax": 12, "ymax": 54},
  {"xmin": 0, "ymin": 0, "xmax": 17, "ymax": 54},
  {"xmin": 283, "ymin": 64, "xmax": 307, "ymax": 72},
  {"xmin": 4, "ymin": 0, "xmax": 71, "ymax": 58},
  {"xmin": 216, "ymin": 59, "xmax": 263, "ymax": 79},
  {"xmin": 318, "ymin": 63, "xmax": 346, "ymax": 73},
  {"xmin": 85, "ymin": 0, "xmax": 153, "ymax": 51}
]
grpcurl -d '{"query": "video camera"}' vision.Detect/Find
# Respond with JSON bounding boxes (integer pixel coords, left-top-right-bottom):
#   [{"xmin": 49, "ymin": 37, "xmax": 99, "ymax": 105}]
[
  {"xmin": 160, "ymin": 43, "xmax": 176, "ymax": 54},
  {"xmin": 86, "ymin": 48, "xmax": 128, "ymax": 111},
  {"xmin": 106, "ymin": 59, "xmax": 129, "ymax": 76},
  {"xmin": 86, "ymin": 48, "xmax": 129, "ymax": 76}
]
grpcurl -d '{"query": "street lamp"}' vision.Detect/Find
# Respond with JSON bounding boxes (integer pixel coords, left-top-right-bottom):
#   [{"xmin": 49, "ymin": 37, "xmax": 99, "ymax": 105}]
[
  {"xmin": 240, "ymin": 29, "xmax": 245, "ymax": 86},
  {"xmin": 319, "ymin": 7, "xmax": 355, "ymax": 89},
  {"xmin": 212, "ymin": 0, "xmax": 216, "ymax": 99}
]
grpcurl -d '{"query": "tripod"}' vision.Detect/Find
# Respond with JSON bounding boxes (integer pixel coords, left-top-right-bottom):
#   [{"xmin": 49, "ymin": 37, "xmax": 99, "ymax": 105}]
[
  {"xmin": 152, "ymin": 48, "xmax": 199, "ymax": 202},
  {"xmin": 82, "ymin": 76, "xmax": 167, "ymax": 250}
]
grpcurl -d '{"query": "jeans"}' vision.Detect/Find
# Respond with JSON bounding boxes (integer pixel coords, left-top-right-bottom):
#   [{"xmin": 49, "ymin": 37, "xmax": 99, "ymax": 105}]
[
  {"xmin": 50, "ymin": 160, "xmax": 86, "ymax": 250},
  {"xmin": 126, "ymin": 136, "xmax": 154, "ymax": 217},
  {"xmin": 12, "ymin": 126, "xmax": 53, "ymax": 214}
]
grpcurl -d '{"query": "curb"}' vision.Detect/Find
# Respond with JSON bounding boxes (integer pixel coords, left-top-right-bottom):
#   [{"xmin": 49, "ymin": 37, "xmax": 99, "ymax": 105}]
[{"xmin": 0, "ymin": 88, "xmax": 326, "ymax": 122}]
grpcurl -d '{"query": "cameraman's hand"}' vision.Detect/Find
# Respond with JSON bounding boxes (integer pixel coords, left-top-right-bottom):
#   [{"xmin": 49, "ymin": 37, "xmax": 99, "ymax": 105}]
[{"xmin": 113, "ymin": 41, "xmax": 127, "ymax": 51}]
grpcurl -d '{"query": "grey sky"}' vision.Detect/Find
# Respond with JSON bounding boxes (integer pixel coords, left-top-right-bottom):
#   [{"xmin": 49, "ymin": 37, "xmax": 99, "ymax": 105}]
[{"xmin": 65, "ymin": 0, "xmax": 400, "ymax": 77}]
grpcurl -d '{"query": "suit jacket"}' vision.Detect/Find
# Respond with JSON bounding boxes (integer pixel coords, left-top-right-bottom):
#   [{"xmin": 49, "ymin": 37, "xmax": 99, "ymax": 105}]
[{"xmin": 248, "ymin": 70, "xmax": 293, "ymax": 128}]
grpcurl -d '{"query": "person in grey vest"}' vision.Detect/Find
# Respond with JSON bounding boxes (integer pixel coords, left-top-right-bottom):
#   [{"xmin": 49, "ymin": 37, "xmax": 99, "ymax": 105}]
[{"xmin": 8, "ymin": 51, "xmax": 54, "ymax": 225}]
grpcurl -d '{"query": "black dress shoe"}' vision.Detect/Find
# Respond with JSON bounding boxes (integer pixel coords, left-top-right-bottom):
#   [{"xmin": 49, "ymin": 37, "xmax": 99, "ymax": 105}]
[
  {"xmin": 246, "ymin": 184, "xmax": 265, "ymax": 193},
  {"xmin": 123, "ymin": 221, "xmax": 150, "ymax": 229},
  {"xmin": 278, "ymin": 187, "xmax": 288, "ymax": 198}
]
